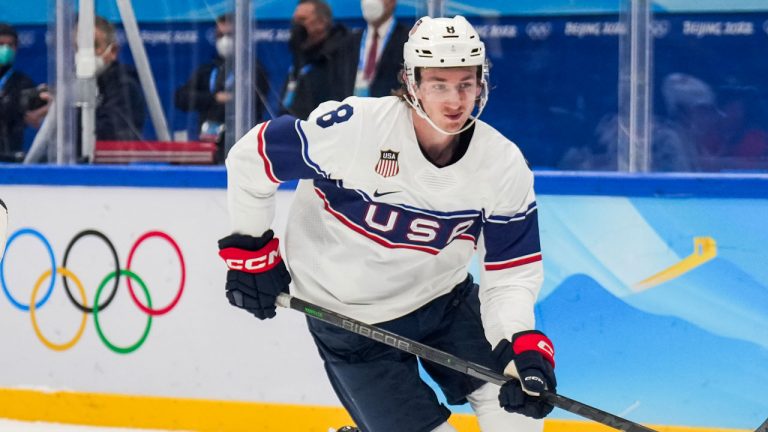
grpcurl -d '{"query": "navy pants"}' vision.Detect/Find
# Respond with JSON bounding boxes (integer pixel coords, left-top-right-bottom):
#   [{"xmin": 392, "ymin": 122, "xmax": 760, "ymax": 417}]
[{"xmin": 307, "ymin": 276, "xmax": 500, "ymax": 432}]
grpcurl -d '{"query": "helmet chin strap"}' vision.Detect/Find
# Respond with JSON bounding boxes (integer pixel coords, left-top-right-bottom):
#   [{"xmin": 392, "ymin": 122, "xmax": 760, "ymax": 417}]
[{"xmin": 404, "ymin": 84, "xmax": 488, "ymax": 136}]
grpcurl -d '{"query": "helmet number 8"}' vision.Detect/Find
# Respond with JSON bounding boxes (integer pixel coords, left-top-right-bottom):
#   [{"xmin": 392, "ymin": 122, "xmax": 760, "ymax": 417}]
[{"xmin": 316, "ymin": 104, "xmax": 354, "ymax": 129}]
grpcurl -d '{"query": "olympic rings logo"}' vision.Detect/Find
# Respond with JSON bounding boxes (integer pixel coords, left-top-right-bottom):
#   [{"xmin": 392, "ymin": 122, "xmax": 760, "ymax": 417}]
[{"xmin": 0, "ymin": 228, "xmax": 185, "ymax": 354}]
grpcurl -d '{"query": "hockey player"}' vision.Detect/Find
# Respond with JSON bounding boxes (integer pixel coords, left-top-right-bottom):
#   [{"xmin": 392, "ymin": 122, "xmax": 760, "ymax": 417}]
[{"xmin": 218, "ymin": 15, "xmax": 556, "ymax": 432}]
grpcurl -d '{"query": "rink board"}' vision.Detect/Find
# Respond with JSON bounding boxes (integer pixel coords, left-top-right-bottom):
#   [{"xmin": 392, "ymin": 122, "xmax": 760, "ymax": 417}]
[
  {"xmin": 0, "ymin": 388, "xmax": 751, "ymax": 432},
  {"xmin": 1, "ymin": 166, "xmax": 767, "ymax": 431}
]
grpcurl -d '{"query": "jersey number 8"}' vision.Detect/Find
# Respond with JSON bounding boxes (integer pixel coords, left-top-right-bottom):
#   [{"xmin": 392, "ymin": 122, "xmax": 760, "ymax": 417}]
[{"xmin": 316, "ymin": 104, "xmax": 354, "ymax": 129}]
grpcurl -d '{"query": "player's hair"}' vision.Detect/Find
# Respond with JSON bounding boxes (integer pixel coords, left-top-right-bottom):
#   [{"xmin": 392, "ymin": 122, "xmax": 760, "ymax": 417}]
[{"xmin": 0, "ymin": 22, "xmax": 18, "ymax": 46}]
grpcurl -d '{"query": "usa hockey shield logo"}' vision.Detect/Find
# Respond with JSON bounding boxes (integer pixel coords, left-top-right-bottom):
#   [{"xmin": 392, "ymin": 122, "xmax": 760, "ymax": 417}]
[{"xmin": 375, "ymin": 150, "xmax": 400, "ymax": 177}]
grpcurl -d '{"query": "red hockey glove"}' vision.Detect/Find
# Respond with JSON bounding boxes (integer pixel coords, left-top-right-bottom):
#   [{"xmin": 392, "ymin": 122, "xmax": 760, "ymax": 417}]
[
  {"xmin": 492, "ymin": 330, "xmax": 557, "ymax": 419},
  {"xmin": 218, "ymin": 230, "xmax": 291, "ymax": 319}
]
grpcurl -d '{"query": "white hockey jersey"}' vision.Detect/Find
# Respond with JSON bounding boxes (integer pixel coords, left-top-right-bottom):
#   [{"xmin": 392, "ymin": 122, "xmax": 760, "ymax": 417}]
[{"xmin": 226, "ymin": 96, "xmax": 543, "ymax": 346}]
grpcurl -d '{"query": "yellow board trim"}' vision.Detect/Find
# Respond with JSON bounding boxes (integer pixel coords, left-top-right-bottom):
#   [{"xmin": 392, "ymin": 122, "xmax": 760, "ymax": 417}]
[
  {"xmin": 0, "ymin": 388, "xmax": 749, "ymax": 432},
  {"xmin": 634, "ymin": 236, "xmax": 717, "ymax": 291}
]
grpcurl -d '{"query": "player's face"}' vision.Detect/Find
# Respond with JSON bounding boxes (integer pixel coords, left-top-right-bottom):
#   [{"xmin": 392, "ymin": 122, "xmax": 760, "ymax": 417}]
[{"xmin": 415, "ymin": 67, "xmax": 480, "ymax": 133}]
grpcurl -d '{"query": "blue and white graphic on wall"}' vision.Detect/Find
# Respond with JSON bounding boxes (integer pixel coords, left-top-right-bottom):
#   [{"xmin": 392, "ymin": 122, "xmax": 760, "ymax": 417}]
[
  {"xmin": 531, "ymin": 195, "xmax": 768, "ymax": 428},
  {"xmin": 448, "ymin": 195, "xmax": 768, "ymax": 429}
]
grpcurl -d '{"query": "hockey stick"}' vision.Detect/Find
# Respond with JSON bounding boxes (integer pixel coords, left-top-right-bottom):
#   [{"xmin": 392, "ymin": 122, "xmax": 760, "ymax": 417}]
[
  {"xmin": 276, "ymin": 293, "xmax": 659, "ymax": 432},
  {"xmin": 755, "ymin": 417, "xmax": 768, "ymax": 432}
]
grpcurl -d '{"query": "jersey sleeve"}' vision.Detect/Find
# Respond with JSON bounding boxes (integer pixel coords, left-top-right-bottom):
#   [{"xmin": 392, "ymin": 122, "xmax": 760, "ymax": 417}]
[
  {"xmin": 225, "ymin": 98, "xmax": 363, "ymax": 236},
  {"xmin": 477, "ymin": 146, "xmax": 544, "ymax": 347}
]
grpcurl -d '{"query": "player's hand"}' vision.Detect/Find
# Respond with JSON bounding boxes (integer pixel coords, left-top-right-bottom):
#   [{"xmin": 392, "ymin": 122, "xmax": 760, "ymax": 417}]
[
  {"xmin": 218, "ymin": 230, "xmax": 291, "ymax": 319},
  {"xmin": 493, "ymin": 330, "xmax": 557, "ymax": 419}
]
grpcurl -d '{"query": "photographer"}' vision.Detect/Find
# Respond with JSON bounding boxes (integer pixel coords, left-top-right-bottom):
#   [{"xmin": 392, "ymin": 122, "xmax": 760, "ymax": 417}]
[{"xmin": 0, "ymin": 23, "xmax": 51, "ymax": 162}]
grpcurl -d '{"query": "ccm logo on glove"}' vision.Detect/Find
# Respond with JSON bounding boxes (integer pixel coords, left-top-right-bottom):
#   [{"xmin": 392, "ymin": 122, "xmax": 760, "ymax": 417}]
[
  {"xmin": 217, "ymin": 231, "xmax": 291, "ymax": 320},
  {"xmin": 219, "ymin": 238, "xmax": 282, "ymax": 273},
  {"xmin": 512, "ymin": 331, "xmax": 555, "ymax": 367}
]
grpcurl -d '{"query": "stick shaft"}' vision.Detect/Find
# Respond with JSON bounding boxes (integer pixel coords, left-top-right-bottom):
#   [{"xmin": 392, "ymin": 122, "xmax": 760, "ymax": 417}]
[
  {"xmin": 754, "ymin": 417, "xmax": 768, "ymax": 432},
  {"xmin": 277, "ymin": 293, "xmax": 659, "ymax": 432}
]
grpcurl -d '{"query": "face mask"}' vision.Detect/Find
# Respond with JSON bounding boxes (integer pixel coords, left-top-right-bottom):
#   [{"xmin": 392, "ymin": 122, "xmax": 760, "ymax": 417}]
[
  {"xmin": 288, "ymin": 24, "xmax": 308, "ymax": 52},
  {"xmin": 94, "ymin": 55, "xmax": 107, "ymax": 75},
  {"xmin": 0, "ymin": 44, "xmax": 15, "ymax": 66},
  {"xmin": 94, "ymin": 43, "xmax": 112, "ymax": 76},
  {"xmin": 361, "ymin": 0, "xmax": 385, "ymax": 24},
  {"xmin": 216, "ymin": 35, "xmax": 234, "ymax": 58}
]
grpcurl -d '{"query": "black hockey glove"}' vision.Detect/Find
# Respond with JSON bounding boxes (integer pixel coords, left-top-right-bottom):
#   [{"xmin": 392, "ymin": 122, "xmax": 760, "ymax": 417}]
[
  {"xmin": 493, "ymin": 330, "xmax": 557, "ymax": 419},
  {"xmin": 218, "ymin": 230, "xmax": 291, "ymax": 320}
]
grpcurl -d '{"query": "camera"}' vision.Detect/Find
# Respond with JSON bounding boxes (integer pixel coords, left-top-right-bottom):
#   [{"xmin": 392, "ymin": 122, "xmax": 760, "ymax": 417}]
[{"xmin": 19, "ymin": 84, "xmax": 49, "ymax": 111}]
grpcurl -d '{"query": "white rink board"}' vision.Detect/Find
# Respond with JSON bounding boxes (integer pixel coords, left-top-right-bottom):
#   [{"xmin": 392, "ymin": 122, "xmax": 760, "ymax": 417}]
[{"xmin": 0, "ymin": 185, "xmax": 338, "ymax": 405}]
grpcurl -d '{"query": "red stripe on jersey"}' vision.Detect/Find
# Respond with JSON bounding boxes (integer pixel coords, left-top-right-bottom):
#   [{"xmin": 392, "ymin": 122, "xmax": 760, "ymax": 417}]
[
  {"xmin": 257, "ymin": 121, "xmax": 279, "ymax": 184},
  {"xmin": 457, "ymin": 234, "xmax": 476, "ymax": 243},
  {"xmin": 314, "ymin": 188, "xmax": 440, "ymax": 255},
  {"xmin": 484, "ymin": 253, "xmax": 542, "ymax": 271}
]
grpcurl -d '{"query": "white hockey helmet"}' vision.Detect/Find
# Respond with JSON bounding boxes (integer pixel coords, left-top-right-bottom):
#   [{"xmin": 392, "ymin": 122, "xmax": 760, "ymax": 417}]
[
  {"xmin": 402, "ymin": 16, "xmax": 490, "ymax": 135},
  {"xmin": 404, "ymin": 15, "xmax": 486, "ymax": 69}
]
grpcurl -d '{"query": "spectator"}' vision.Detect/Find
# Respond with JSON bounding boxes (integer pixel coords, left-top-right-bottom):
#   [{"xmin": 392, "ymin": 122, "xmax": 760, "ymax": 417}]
[
  {"xmin": 559, "ymin": 110, "xmax": 695, "ymax": 172},
  {"xmin": 558, "ymin": 113, "xmax": 701, "ymax": 172},
  {"xmin": 717, "ymin": 84, "xmax": 768, "ymax": 167},
  {"xmin": 659, "ymin": 73, "xmax": 723, "ymax": 171},
  {"xmin": 562, "ymin": 73, "xmax": 718, "ymax": 172},
  {"xmin": 78, "ymin": 16, "xmax": 146, "ymax": 143},
  {"xmin": 352, "ymin": 0, "xmax": 410, "ymax": 97},
  {"xmin": 0, "ymin": 23, "xmax": 51, "ymax": 162},
  {"xmin": 175, "ymin": 13, "xmax": 271, "ymax": 162},
  {"xmin": 281, "ymin": 0, "xmax": 356, "ymax": 119}
]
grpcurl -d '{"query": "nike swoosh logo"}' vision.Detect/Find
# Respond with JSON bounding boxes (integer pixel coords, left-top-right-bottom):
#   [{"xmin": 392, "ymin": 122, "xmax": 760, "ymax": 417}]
[{"xmin": 373, "ymin": 189, "xmax": 401, "ymax": 198}]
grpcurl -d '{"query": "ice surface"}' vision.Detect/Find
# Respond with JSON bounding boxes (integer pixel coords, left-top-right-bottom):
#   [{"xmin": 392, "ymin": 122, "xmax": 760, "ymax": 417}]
[{"xmin": 0, "ymin": 419, "xmax": 182, "ymax": 431}]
